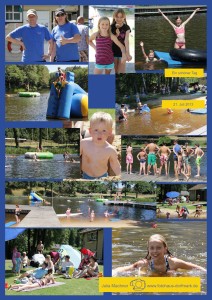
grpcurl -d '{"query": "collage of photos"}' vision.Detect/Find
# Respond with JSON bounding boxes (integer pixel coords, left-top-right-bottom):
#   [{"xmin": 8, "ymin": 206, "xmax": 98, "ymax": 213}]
[{"xmin": 4, "ymin": 3, "xmax": 207, "ymax": 297}]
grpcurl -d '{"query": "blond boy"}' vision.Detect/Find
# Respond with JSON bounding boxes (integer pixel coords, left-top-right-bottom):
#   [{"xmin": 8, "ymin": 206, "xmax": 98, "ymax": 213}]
[{"xmin": 80, "ymin": 112, "xmax": 120, "ymax": 179}]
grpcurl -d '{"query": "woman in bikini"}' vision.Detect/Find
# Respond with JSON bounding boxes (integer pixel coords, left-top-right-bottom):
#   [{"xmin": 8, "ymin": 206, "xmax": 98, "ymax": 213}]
[
  {"xmin": 158, "ymin": 8, "xmax": 200, "ymax": 49},
  {"xmin": 9, "ymin": 269, "xmax": 55, "ymax": 291}
]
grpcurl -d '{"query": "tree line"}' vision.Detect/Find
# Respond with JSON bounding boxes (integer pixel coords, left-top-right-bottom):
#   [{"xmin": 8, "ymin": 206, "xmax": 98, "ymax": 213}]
[
  {"xmin": 6, "ymin": 181, "xmax": 157, "ymax": 199},
  {"xmin": 116, "ymin": 73, "xmax": 206, "ymax": 100},
  {"xmin": 6, "ymin": 229, "xmax": 82, "ymax": 259},
  {"xmin": 5, "ymin": 65, "xmax": 88, "ymax": 92},
  {"xmin": 5, "ymin": 128, "xmax": 80, "ymax": 149}
]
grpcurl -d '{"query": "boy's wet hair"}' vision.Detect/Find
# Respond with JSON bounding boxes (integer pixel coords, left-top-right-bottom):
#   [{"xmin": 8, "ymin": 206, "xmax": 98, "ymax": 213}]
[{"xmin": 90, "ymin": 111, "xmax": 113, "ymax": 128}]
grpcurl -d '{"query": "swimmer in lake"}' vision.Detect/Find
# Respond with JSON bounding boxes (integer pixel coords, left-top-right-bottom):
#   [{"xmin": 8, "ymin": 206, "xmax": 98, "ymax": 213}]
[
  {"xmin": 140, "ymin": 41, "xmax": 158, "ymax": 62},
  {"xmin": 158, "ymin": 8, "xmax": 200, "ymax": 49},
  {"xmin": 112, "ymin": 234, "xmax": 206, "ymax": 276}
]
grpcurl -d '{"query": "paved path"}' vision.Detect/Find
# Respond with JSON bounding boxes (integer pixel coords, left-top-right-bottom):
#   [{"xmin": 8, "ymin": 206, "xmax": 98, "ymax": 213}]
[{"xmin": 5, "ymin": 205, "xmax": 61, "ymax": 227}]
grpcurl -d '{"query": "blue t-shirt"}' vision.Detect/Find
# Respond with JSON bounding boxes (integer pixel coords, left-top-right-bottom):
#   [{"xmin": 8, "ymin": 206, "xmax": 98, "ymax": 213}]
[
  {"xmin": 10, "ymin": 24, "xmax": 52, "ymax": 63},
  {"xmin": 52, "ymin": 22, "xmax": 80, "ymax": 61},
  {"xmin": 173, "ymin": 144, "xmax": 181, "ymax": 158},
  {"xmin": 33, "ymin": 267, "xmax": 48, "ymax": 279}
]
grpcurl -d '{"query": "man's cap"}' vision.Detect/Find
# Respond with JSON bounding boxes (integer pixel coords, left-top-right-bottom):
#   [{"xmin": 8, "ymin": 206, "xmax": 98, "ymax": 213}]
[
  {"xmin": 55, "ymin": 8, "xmax": 66, "ymax": 16},
  {"xmin": 27, "ymin": 9, "xmax": 37, "ymax": 17}
]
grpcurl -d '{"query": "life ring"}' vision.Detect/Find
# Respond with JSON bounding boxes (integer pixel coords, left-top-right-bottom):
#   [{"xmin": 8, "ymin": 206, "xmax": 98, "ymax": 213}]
[{"xmin": 7, "ymin": 41, "xmax": 23, "ymax": 54}]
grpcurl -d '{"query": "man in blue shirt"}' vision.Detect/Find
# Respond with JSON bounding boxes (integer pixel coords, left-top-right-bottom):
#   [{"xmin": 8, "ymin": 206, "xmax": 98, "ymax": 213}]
[
  {"xmin": 18, "ymin": 262, "xmax": 48, "ymax": 280},
  {"xmin": 51, "ymin": 8, "xmax": 81, "ymax": 62},
  {"xmin": 6, "ymin": 9, "xmax": 53, "ymax": 63}
]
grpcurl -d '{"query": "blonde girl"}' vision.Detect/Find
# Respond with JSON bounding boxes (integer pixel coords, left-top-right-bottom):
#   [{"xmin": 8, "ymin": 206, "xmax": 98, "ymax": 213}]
[
  {"xmin": 89, "ymin": 17, "xmax": 127, "ymax": 74},
  {"xmin": 113, "ymin": 234, "xmax": 206, "ymax": 276},
  {"xmin": 111, "ymin": 8, "xmax": 132, "ymax": 73}
]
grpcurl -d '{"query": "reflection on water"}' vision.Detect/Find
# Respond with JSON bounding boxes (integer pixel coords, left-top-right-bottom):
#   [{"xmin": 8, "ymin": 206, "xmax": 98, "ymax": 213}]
[
  {"xmin": 112, "ymin": 222, "xmax": 207, "ymax": 294},
  {"xmin": 6, "ymin": 93, "xmax": 50, "ymax": 121},
  {"xmin": 121, "ymin": 151, "xmax": 207, "ymax": 177},
  {"xmin": 116, "ymin": 108, "xmax": 206, "ymax": 135},
  {"xmin": 5, "ymin": 197, "xmax": 156, "ymax": 223},
  {"xmin": 5, "ymin": 154, "xmax": 80, "ymax": 179},
  {"xmin": 135, "ymin": 13, "xmax": 206, "ymax": 70}
]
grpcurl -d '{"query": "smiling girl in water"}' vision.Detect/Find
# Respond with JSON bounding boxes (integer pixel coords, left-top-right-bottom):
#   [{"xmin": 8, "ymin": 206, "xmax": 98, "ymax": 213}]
[
  {"xmin": 158, "ymin": 8, "xmax": 200, "ymax": 49},
  {"xmin": 113, "ymin": 234, "xmax": 206, "ymax": 276}
]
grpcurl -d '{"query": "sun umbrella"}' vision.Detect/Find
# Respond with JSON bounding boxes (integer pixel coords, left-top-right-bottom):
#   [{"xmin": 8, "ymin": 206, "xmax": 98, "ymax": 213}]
[{"xmin": 166, "ymin": 191, "xmax": 180, "ymax": 198}]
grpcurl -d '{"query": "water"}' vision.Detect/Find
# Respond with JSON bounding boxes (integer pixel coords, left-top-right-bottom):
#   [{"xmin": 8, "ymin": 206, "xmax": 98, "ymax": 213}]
[
  {"xmin": 116, "ymin": 108, "xmax": 206, "ymax": 135},
  {"xmin": 112, "ymin": 222, "xmax": 207, "ymax": 294},
  {"xmin": 5, "ymin": 154, "xmax": 80, "ymax": 179},
  {"xmin": 5, "ymin": 197, "xmax": 156, "ymax": 224},
  {"xmin": 135, "ymin": 13, "xmax": 207, "ymax": 70},
  {"xmin": 6, "ymin": 92, "xmax": 51, "ymax": 121},
  {"xmin": 121, "ymin": 151, "xmax": 207, "ymax": 178}
]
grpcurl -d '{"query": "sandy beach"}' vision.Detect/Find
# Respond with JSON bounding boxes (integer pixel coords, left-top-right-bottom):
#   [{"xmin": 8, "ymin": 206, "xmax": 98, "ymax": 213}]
[
  {"xmin": 157, "ymin": 207, "xmax": 207, "ymax": 219},
  {"xmin": 58, "ymin": 216, "xmax": 148, "ymax": 228}
]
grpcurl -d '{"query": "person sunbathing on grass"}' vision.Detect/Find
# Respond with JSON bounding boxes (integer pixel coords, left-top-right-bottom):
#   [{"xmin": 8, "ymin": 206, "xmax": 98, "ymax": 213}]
[{"xmin": 9, "ymin": 269, "xmax": 55, "ymax": 292}]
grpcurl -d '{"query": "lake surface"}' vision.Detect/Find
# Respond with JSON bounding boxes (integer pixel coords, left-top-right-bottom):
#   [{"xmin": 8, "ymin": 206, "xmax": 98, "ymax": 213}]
[
  {"xmin": 5, "ymin": 197, "xmax": 156, "ymax": 224},
  {"xmin": 5, "ymin": 154, "xmax": 80, "ymax": 180},
  {"xmin": 112, "ymin": 221, "xmax": 207, "ymax": 294},
  {"xmin": 6, "ymin": 93, "xmax": 50, "ymax": 121},
  {"xmin": 135, "ymin": 13, "xmax": 207, "ymax": 70},
  {"xmin": 116, "ymin": 108, "xmax": 206, "ymax": 135}
]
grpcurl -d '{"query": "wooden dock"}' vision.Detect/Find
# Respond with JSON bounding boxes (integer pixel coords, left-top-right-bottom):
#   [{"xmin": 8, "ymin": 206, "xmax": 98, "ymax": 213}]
[
  {"xmin": 187, "ymin": 126, "xmax": 207, "ymax": 136},
  {"xmin": 121, "ymin": 172, "xmax": 207, "ymax": 182},
  {"xmin": 103, "ymin": 200, "xmax": 156, "ymax": 210},
  {"xmin": 5, "ymin": 205, "xmax": 61, "ymax": 227}
]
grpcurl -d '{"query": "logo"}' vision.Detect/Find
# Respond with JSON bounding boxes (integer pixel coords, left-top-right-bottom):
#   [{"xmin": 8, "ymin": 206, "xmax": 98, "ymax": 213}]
[{"xmin": 130, "ymin": 279, "xmax": 146, "ymax": 291}]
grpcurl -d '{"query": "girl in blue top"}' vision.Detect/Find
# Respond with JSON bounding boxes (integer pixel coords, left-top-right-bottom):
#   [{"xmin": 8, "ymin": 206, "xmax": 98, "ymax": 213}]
[{"xmin": 51, "ymin": 8, "xmax": 81, "ymax": 62}]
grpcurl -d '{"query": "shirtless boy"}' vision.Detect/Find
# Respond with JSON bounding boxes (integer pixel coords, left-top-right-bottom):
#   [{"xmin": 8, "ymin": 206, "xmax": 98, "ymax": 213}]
[
  {"xmin": 137, "ymin": 148, "xmax": 147, "ymax": 175},
  {"xmin": 118, "ymin": 104, "xmax": 127, "ymax": 121},
  {"xmin": 80, "ymin": 112, "xmax": 121, "ymax": 179},
  {"xmin": 194, "ymin": 144, "xmax": 204, "ymax": 177},
  {"xmin": 158, "ymin": 143, "xmax": 171, "ymax": 175},
  {"xmin": 183, "ymin": 142, "xmax": 194, "ymax": 176},
  {"xmin": 144, "ymin": 140, "xmax": 160, "ymax": 175}
]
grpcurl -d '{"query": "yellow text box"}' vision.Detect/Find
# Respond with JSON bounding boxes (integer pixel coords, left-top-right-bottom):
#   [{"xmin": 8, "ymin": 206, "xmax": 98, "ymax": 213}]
[
  {"xmin": 99, "ymin": 277, "xmax": 201, "ymax": 293},
  {"xmin": 162, "ymin": 100, "xmax": 206, "ymax": 109},
  {"xmin": 165, "ymin": 69, "xmax": 204, "ymax": 77}
]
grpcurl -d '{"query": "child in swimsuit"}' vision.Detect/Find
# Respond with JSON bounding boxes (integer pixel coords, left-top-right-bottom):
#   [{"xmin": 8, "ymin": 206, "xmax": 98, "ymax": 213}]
[
  {"xmin": 137, "ymin": 148, "xmax": 147, "ymax": 175},
  {"xmin": 112, "ymin": 234, "xmax": 206, "ymax": 276},
  {"xmin": 126, "ymin": 143, "xmax": 133, "ymax": 174},
  {"xmin": 158, "ymin": 8, "xmax": 200, "ymax": 48},
  {"xmin": 140, "ymin": 41, "xmax": 158, "ymax": 62},
  {"xmin": 80, "ymin": 112, "xmax": 120, "ymax": 180}
]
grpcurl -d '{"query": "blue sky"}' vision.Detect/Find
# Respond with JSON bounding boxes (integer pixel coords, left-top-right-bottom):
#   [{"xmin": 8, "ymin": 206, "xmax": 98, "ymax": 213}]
[{"xmin": 45, "ymin": 64, "xmax": 87, "ymax": 73}]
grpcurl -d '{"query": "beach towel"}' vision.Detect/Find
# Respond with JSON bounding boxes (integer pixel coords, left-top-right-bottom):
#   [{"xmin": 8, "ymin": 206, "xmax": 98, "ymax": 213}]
[{"xmin": 22, "ymin": 281, "xmax": 65, "ymax": 292}]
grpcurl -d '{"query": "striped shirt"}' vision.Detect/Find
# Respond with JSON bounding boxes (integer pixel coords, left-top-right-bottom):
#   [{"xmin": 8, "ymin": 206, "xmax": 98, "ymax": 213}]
[{"xmin": 95, "ymin": 34, "xmax": 114, "ymax": 65}]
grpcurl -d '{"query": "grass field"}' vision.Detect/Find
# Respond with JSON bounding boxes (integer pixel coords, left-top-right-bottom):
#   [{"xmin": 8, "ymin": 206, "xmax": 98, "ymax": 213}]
[{"xmin": 5, "ymin": 261, "xmax": 103, "ymax": 296}]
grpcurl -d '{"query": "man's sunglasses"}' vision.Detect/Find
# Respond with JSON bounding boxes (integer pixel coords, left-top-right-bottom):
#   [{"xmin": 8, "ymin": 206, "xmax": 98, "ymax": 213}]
[{"xmin": 56, "ymin": 13, "xmax": 65, "ymax": 17}]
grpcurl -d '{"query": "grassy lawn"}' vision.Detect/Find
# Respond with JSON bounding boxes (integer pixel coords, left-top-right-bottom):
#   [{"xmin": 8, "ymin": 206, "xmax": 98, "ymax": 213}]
[
  {"xmin": 157, "ymin": 202, "xmax": 198, "ymax": 211},
  {"xmin": 5, "ymin": 261, "xmax": 103, "ymax": 296},
  {"xmin": 88, "ymin": 109, "xmax": 115, "ymax": 120}
]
